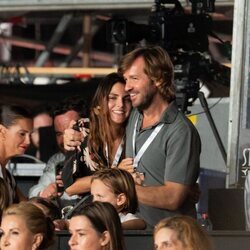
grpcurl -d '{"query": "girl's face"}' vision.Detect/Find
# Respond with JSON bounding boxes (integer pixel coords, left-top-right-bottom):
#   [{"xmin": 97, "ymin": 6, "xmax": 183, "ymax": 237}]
[
  {"xmin": 108, "ymin": 82, "xmax": 132, "ymax": 125},
  {"xmin": 0, "ymin": 215, "xmax": 41, "ymax": 250},
  {"xmin": 91, "ymin": 179, "xmax": 120, "ymax": 211},
  {"xmin": 68, "ymin": 216, "xmax": 108, "ymax": 250},
  {"xmin": 154, "ymin": 228, "xmax": 184, "ymax": 250},
  {"xmin": 1, "ymin": 118, "xmax": 33, "ymax": 159}
]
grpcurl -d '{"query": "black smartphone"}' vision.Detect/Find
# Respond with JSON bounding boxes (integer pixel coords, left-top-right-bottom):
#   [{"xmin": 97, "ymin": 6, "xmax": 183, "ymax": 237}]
[
  {"xmin": 73, "ymin": 118, "xmax": 90, "ymax": 132},
  {"xmin": 55, "ymin": 162, "xmax": 64, "ymax": 193},
  {"xmin": 73, "ymin": 121, "xmax": 81, "ymax": 132}
]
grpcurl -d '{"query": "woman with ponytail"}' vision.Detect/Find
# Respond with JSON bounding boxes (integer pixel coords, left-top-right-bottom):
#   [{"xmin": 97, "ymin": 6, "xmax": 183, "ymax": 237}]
[{"xmin": 0, "ymin": 202, "xmax": 55, "ymax": 250}]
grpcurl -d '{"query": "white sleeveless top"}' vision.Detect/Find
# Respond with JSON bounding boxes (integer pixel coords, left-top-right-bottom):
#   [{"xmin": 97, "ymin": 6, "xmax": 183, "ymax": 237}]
[{"xmin": 119, "ymin": 212, "xmax": 140, "ymax": 223}]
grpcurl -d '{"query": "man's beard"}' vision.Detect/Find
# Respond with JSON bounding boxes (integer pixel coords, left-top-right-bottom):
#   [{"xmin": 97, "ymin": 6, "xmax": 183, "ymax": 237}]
[{"xmin": 136, "ymin": 90, "xmax": 156, "ymax": 111}]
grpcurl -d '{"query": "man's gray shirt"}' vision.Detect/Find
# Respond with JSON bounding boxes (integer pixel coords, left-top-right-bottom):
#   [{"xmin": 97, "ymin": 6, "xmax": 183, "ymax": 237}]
[{"xmin": 125, "ymin": 101, "xmax": 201, "ymax": 227}]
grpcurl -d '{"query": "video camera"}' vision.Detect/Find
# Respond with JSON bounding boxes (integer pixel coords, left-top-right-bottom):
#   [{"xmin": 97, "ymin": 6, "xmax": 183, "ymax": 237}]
[
  {"xmin": 107, "ymin": 0, "xmax": 214, "ymax": 52},
  {"xmin": 107, "ymin": 0, "xmax": 216, "ymax": 113}
]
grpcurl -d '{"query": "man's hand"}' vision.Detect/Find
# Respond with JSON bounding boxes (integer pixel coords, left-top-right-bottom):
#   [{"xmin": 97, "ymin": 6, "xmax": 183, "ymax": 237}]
[
  {"xmin": 118, "ymin": 158, "xmax": 145, "ymax": 185},
  {"xmin": 63, "ymin": 120, "xmax": 83, "ymax": 151},
  {"xmin": 132, "ymin": 172, "xmax": 145, "ymax": 186},
  {"xmin": 117, "ymin": 158, "xmax": 134, "ymax": 173},
  {"xmin": 39, "ymin": 183, "xmax": 58, "ymax": 199}
]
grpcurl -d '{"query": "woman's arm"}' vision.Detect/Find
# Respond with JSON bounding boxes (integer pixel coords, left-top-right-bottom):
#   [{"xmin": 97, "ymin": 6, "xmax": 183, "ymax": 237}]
[{"xmin": 122, "ymin": 218, "xmax": 146, "ymax": 230}]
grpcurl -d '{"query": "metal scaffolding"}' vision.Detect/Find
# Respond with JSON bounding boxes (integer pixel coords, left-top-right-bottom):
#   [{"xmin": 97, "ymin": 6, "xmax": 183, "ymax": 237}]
[{"xmin": 0, "ymin": 0, "xmax": 234, "ymax": 12}]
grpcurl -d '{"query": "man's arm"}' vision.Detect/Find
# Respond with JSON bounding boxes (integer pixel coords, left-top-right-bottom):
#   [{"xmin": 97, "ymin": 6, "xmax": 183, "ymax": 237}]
[
  {"xmin": 65, "ymin": 176, "xmax": 92, "ymax": 196},
  {"xmin": 29, "ymin": 171, "xmax": 55, "ymax": 198},
  {"xmin": 136, "ymin": 181, "xmax": 189, "ymax": 210}
]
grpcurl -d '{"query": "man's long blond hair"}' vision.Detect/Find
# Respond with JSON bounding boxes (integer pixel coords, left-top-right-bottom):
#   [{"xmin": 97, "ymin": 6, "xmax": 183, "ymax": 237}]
[{"xmin": 118, "ymin": 46, "xmax": 176, "ymax": 103}]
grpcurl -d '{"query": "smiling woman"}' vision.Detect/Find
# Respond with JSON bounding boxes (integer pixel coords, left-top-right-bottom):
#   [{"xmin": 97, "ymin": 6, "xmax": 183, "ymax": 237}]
[
  {"xmin": 0, "ymin": 105, "xmax": 33, "ymax": 204},
  {"xmin": 62, "ymin": 72, "xmax": 132, "ymax": 196}
]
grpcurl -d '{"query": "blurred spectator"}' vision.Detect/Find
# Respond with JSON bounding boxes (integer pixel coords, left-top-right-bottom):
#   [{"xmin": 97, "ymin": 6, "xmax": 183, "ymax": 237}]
[
  {"xmin": 154, "ymin": 215, "xmax": 212, "ymax": 250},
  {"xmin": 27, "ymin": 104, "xmax": 56, "ymax": 162},
  {"xmin": 29, "ymin": 96, "xmax": 89, "ymax": 209}
]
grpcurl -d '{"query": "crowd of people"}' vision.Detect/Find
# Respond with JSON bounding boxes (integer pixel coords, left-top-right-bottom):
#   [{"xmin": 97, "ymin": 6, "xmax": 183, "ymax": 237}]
[{"xmin": 0, "ymin": 46, "xmax": 213, "ymax": 250}]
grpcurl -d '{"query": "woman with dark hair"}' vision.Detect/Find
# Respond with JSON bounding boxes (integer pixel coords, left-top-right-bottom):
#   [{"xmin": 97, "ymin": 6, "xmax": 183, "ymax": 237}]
[
  {"xmin": 62, "ymin": 72, "xmax": 132, "ymax": 196},
  {"xmin": 68, "ymin": 201, "xmax": 126, "ymax": 250},
  {"xmin": 0, "ymin": 202, "xmax": 55, "ymax": 250},
  {"xmin": 0, "ymin": 105, "xmax": 33, "ymax": 204}
]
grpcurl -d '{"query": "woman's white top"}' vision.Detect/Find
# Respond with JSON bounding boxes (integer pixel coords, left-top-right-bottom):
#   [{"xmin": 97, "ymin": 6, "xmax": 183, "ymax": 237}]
[{"xmin": 119, "ymin": 212, "xmax": 140, "ymax": 223}]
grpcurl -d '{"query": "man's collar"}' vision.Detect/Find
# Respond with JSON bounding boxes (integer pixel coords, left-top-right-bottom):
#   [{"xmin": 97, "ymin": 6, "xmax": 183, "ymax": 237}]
[
  {"xmin": 136, "ymin": 100, "xmax": 179, "ymax": 125},
  {"xmin": 159, "ymin": 101, "xmax": 179, "ymax": 124}
]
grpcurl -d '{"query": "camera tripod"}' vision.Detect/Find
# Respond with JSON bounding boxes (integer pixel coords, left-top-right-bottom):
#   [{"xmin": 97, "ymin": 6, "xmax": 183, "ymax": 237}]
[{"xmin": 197, "ymin": 91, "xmax": 227, "ymax": 164}]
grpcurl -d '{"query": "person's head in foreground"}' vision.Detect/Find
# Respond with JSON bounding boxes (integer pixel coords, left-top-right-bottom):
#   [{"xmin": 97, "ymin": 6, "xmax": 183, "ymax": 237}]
[
  {"xmin": 0, "ymin": 202, "xmax": 55, "ymax": 250},
  {"xmin": 154, "ymin": 215, "xmax": 212, "ymax": 250},
  {"xmin": 68, "ymin": 201, "xmax": 125, "ymax": 250}
]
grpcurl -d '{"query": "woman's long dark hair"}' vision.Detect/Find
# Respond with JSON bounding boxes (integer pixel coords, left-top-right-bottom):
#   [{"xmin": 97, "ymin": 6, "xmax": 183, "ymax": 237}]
[{"xmin": 88, "ymin": 72, "xmax": 127, "ymax": 168}]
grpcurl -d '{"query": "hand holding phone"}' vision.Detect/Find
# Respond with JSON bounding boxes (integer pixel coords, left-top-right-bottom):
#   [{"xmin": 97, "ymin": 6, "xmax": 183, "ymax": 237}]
[{"xmin": 73, "ymin": 118, "xmax": 90, "ymax": 137}]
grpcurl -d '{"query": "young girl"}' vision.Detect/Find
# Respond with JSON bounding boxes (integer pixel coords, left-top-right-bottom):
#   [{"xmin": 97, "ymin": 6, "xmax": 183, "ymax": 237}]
[
  {"xmin": 53, "ymin": 168, "xmax": 145, "ymax": 231},
  {"xmin": 91, "ymin": 168, "xmax": 146, "ymax": 230}
]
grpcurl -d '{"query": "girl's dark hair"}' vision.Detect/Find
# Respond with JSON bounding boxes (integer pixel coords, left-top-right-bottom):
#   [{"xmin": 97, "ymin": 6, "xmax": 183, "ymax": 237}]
[
  {"xmin": 73, "ymin": 201, "xmax": 126, "ymax": 250},
  {"xmin": 88, "ymin": 72, "xmax": 127, "ymax": 168},
  {"xmin": 0, "ymin": 104, "xmax": 32, "ymax": 127}
]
